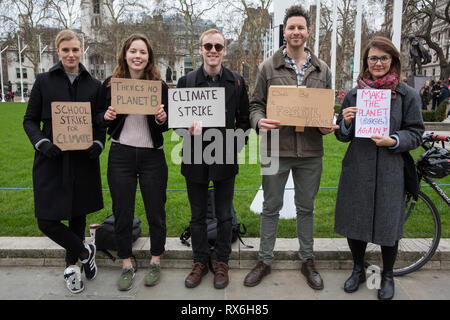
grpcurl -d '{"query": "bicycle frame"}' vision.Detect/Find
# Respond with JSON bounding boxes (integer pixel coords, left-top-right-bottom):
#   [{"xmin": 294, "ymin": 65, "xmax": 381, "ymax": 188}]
[{"xmin": 422, "ymin": 175, "xmax": 450, "ymax": 206}]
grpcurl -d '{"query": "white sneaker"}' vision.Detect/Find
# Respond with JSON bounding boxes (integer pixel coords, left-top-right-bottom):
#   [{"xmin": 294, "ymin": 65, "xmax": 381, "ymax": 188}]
[{"xmin": 64, "ymin": 265, "xmax": 84, "ymax": 294}]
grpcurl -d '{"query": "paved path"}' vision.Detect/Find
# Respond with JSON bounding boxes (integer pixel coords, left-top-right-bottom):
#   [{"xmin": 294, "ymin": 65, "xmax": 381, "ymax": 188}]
[{"xmin": 1, "ymin": 266, "xmax": 449, "ymax": 300}]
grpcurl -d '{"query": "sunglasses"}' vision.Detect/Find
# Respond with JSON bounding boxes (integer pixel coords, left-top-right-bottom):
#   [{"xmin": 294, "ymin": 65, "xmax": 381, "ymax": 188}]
[{"xmin": 202, "ymin": 43, "xmax": 225, "ymax": 52}]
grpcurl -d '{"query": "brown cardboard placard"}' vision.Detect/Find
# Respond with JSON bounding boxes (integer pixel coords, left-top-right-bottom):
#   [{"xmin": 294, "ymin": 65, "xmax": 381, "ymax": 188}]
[
  {"xmin": 111, "ymin": 78, "xmax": 161, "ymax": 115},
  {"xmin": 267, "ymin": 86, "xmax": 334, "ymax": 128},
  {"xmin": 51, "ymin": 101, "xmax": 93, "ymax": 151}
]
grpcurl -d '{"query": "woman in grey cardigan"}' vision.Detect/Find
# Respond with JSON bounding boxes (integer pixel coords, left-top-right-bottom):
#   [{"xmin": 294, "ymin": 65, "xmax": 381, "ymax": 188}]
[{"xmin": 334, "ymin": 37, "xmax": 424, "ymax": 300}]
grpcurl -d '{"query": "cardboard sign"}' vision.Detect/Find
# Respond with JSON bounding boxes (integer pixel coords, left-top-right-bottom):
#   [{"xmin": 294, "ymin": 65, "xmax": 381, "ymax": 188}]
[
  {"xmin": 51, "ymin": 102, "xmax": 93, "ymax": 151},
  {"xmin": 267, "ymin": 86, "xmax": 335, "ymax": 127},
  {"xmin": 168, "ymin": 87, "xmax": 226, "ymax": 128},
  {"xmin": 111, "ymin": 78, "xmax": 161, "ymax": 115},
  {"xmin": 355, "ymin": 89, "xmax": 391, "ymax": 138}
]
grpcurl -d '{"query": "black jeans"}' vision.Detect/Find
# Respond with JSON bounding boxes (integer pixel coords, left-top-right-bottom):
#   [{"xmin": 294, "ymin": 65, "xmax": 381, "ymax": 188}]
[
  {"xmin": 186, "ymin": 176, "xmax": 235, "ymax": 265},
  {"xmin": 37, "ymin": 215, "xmax": 86, "ymax": 266},
  {"xmin": 107, "ymin": 142, "xmax": 167, "ymax": 259}
]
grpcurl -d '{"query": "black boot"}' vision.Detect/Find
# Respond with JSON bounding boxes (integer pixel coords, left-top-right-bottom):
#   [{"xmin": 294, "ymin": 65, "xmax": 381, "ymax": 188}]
[
  {"xmin": 378, "ymin": 271, "xmax": 395, "ymax": 300},
  {"xmin": 344, "ymin": 264, "xmax": 366, "ymax": 293}
]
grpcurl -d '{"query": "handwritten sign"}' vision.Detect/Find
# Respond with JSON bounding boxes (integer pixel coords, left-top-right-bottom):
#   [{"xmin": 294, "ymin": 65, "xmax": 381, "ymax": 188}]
[
  {"xmin": 168, "ymin": 87, "xmax": 225, "ymax": 128},
  {"xmin": 111, "ymin": 78, "xmax": 161, "ymax": 115},
  {"xmin": 267, "ymin": 86, "xmax": 334, "ymax": 127},
  {"xmin": 355, "ymin": 89, "xmax": 391, "ymax": 138},
  {"xmin": 51, "ymin": 102, "xmax": 92, "ymax": 151}
]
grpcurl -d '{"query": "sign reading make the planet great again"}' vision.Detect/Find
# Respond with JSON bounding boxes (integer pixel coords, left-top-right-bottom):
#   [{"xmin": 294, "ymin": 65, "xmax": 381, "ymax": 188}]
[
  {"xmin": 51, "ymin": 101, "xmax": 93, "ymax": 151},
  {"xmin": 111, "ymin": 78, "xmax": 161, "ymax": 115},
  {"xmin": 355, "ymin": 89, "xmax": 391, "ymax": 138}
]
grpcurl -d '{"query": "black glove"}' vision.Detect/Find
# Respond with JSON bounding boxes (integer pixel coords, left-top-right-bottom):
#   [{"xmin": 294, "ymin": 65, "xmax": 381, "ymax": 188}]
[
  {"xmin": 39, "ymin": 141, "xmax": 62, "ymax": 159},
  {"xmin": 86, "ymin": 142, "xmax": 103, "ymax": 159}
]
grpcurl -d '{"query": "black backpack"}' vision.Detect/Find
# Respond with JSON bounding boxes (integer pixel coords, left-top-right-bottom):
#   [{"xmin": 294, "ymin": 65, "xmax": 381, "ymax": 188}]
[
  {"xmin": 95, "ymin": 215, "xmax": 142, "ymax": 270},
  {"xmin": 180, "ymin": 187, "xmax": 252, "ymax": 251}
]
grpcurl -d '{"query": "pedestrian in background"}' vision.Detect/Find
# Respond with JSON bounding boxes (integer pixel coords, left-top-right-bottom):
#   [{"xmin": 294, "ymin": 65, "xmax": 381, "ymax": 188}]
[{"xmin": 420, "ymin": 80, "xmax": 431, "ymax": 110}]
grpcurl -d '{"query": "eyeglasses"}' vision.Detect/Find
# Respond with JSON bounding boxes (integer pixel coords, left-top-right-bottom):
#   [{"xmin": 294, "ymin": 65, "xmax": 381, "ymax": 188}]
[
  {"xmin": 202, "ymin": 43, "xmax": 225, "ymax": 52},
  {"xmin": 367, "ymin": 55, "xmax": 392, "ymax": 65}
]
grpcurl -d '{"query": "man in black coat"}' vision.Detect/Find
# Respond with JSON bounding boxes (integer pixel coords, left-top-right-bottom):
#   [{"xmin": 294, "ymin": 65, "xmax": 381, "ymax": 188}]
[{"xmin": 177, "ymin": 29, "xmax": 250, "ymax": 289}]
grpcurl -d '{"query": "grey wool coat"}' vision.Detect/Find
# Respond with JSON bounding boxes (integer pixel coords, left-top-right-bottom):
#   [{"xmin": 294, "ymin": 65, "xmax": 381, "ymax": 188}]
[{"xmin": 334, "ymin": 83, "xmax": 424, "ymax": 246}]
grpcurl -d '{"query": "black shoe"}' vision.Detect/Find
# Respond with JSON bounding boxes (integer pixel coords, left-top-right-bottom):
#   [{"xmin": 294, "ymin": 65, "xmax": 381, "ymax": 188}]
[
  {"xmin": 344, "ymin": 265, "xmax": 366, "ymax": 293},
  {"xmin": 378, "ymin": 271, "xmax": 395, "ymax": 300},
  {"xmin": 80, "ymin": 243, "xmax": 97, "ymax": 280}
]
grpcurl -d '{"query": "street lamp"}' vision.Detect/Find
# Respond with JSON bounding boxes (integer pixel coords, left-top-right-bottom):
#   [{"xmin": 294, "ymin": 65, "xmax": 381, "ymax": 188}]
[
  {"xmin": 18, "ymin": 35, "xmax": 28, "ymax": 103},
  {"xmin": 0, "ymin": 45, "xmax": 8, "ymax": 102}
]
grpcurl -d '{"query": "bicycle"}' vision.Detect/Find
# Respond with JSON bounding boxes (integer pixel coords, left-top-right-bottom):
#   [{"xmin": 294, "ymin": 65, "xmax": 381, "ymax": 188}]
[{"xmin": 366, "ymin": 132, "xmax": 450, "ymax": 276}]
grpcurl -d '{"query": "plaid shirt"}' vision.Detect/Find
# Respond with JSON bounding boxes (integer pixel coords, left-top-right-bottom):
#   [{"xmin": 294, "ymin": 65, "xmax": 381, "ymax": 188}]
[{"xmin": 283, "ymin": 48, "xmax": 311, "ymax": 86}]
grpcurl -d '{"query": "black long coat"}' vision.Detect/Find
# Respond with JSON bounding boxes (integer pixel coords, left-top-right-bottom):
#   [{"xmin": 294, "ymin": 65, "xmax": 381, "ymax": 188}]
[
  {"xmin": 176, "ymin": 66, "xmax": 251, "ymax": 183},
  {"xmin": 23, "ymin": 62, "xmax": 105, "ymax": 221}
]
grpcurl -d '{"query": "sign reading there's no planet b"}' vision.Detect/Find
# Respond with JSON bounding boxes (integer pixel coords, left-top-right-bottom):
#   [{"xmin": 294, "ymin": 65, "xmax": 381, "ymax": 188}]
[
  {"xmin": 51, "ymin": 101, "xmax": 93, "ymax": 151},
  {"xmin": 355, "ymin": 89, "xmax": 391, "ymax": 138},
  {"xmin": 111, "ymin": 78, "xmax": 161, "ymax": 115},
  {"xmin": 168, "ymin": 87, "xmax": 225, "ymax": 128}
]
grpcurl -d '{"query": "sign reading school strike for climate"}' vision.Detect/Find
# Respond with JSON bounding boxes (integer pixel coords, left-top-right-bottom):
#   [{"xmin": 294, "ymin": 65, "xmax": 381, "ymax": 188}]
[
  {"xmin": 266, "ymin": 86, "xmax": 335, "ymax": 127},
  {"xmin": 355, "ymin": 89, "xmax": 391, "ymax": 138},
  {"xmin": 111, "ymin": 78, "xmax": 161, "ymax": 115},
  {"xmin": 168, "ymin": 87, "xmax": 225, "ymax": 128},
  {"xmin": 51, "ymin": 101, "xmax": 93, "ymax": 151}
]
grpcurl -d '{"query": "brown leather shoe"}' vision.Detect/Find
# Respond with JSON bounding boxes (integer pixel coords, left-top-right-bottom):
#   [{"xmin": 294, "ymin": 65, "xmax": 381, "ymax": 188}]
[
  {"xmin": 213, "ymin": 262, "xmax": 229, "ymax": 289},
  {"xmin": 243, "ymin": 261, "xmax": 271, "ymax": 287},
  {"xmin": 301, "ymin": 259, "xmax": 324, "ymax": 290},
  {"xmin": 185, "ymin": 262, "xmax": 208, "ymax": 288}
]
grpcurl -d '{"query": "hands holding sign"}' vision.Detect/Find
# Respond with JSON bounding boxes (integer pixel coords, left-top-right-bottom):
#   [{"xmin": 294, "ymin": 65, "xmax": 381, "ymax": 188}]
[
  {"xmin": 342, "ymin": 106, "xmax": 358, "ymax": 128},
  {"xmin": 104, "ymin": 104, "xmax": 167, "ymax": 123}
]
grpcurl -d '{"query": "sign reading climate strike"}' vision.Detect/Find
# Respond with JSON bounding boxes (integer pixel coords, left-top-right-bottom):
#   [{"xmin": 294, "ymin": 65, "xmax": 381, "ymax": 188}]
[
  {"xmin": 355, "ymin": 89, "xmax": 391, "ymax": 138},
  {"xmin": 168, "ymin": 87, "xmax": 225, "ymax": 128},
  {"xmin": 51, "ymin": 101, "xmax": 93, "ymax": 151},
  {"xmin": 111, "ymin": 78, "xmax": 161, "ymax": 115}
]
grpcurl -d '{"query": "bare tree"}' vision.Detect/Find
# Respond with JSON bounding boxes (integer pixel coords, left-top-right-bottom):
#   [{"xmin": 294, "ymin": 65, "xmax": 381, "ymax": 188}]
[
  {"xmin": 223, "ymin": 0, "xmax": 271, "ymax": 92},
  {"xmin": 1, "ymin": 0, "xmax": 53, "ymax": 75},
  {"xmin": 169, "ymin": 0, "xmax": 220, "ymax": 70},
  {"xmin": 48, "ymin": 0, "xmax": 81, "ymax": 29}
]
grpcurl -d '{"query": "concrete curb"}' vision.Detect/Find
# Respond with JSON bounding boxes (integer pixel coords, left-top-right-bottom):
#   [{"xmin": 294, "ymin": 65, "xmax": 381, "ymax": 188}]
[{"xmin": 1, "ymin": 237, "xmax": 449, "ymax": 271}]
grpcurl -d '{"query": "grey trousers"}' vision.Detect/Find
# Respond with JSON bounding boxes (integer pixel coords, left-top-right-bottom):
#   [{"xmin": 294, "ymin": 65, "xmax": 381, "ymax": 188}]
[{"xmin": 258, "ymin": 156, "xmax": 323, "ymax": 265}]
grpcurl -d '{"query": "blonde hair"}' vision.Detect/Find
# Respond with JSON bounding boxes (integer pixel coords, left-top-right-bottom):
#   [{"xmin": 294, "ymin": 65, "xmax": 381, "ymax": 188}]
[
  {"xmin": 55, "ymin": 29, "xmax": 82, "ymax": 49},
  {"xmin": 199, "ymin": 29, "xmax": 225, "ymax": 46}
]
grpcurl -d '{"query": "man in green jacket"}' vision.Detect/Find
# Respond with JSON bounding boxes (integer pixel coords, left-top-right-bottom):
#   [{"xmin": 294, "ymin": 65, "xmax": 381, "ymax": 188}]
[{"xmin": 244, "ymin": 5, "xmax": 338, "ymax": 290}]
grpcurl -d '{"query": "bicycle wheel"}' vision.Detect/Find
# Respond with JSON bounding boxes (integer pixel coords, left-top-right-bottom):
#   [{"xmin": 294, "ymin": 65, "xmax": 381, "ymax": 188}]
[{"xmin": 365, "ymin": 191, "xmax": 441, "ymax": 276}]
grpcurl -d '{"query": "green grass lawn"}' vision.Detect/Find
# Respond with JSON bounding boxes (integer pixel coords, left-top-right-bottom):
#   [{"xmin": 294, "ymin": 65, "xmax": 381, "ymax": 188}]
[{"xmin": 1, "ymin": 102, "xmax": 449, "ymax": 238}]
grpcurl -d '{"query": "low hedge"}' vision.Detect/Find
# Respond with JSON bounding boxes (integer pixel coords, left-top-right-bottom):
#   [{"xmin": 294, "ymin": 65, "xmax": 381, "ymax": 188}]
[{"xmin": 422, "ymin": 100, "xmax": 449, "ymax": 122}]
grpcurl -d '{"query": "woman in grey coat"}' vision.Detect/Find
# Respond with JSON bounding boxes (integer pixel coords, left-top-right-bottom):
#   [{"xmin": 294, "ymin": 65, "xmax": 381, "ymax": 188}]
[{"xmin": 334, "ymin": 37, "xmax": 424, "ymax": 300}]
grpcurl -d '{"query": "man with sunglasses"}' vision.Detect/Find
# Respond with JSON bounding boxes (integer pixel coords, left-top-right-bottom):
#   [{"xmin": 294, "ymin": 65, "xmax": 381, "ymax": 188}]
[
  {"xmin": 245, "ymin": 5, "xmax": 338, "ymax": 291},
  {"xmin": 176, "ymin": 29, "xmax": 250, "ymax": 290}
]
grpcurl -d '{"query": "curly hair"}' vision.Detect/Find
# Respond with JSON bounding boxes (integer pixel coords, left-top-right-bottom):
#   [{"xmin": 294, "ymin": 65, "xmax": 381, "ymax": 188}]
[
  {"xmin": 109, "ymin": 33, "xmax": 161, "ymax": 86},
  {"xmin": 283, "ymin": 5, "xmax": 310, "ymax": 28}
]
